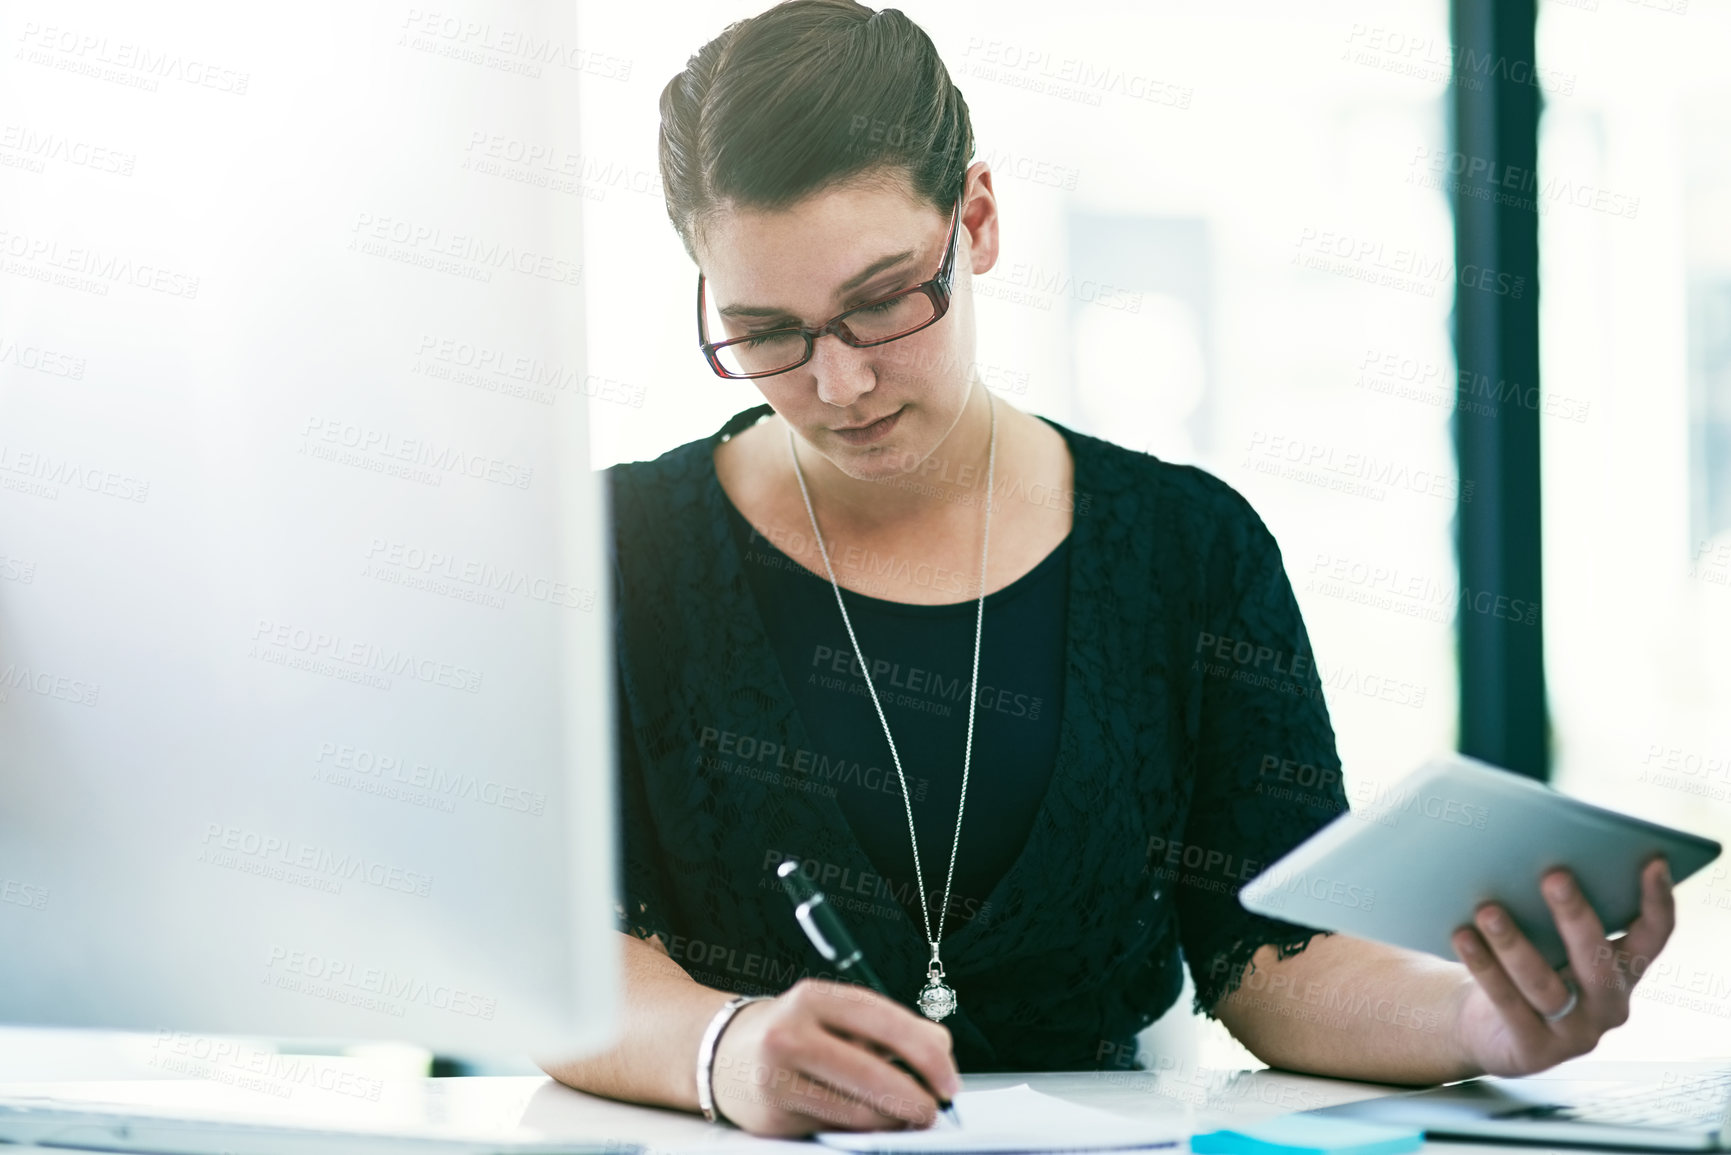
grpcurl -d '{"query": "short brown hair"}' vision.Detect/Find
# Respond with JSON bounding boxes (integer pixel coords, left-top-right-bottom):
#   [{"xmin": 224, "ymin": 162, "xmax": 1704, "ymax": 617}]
[{"xmin": 658, "ymin": 0, "xmax": 974, "ymax": 262}]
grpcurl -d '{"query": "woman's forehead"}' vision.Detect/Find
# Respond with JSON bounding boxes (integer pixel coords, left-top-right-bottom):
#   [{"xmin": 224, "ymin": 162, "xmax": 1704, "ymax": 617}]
[{"xmin": 695, "ymin": 179, "xmax": 940, "ymax": 306}]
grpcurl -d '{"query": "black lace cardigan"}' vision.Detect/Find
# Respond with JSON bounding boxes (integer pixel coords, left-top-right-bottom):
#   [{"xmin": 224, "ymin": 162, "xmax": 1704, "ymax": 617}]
[{"xmin": 605, "ymin": 403, "xmax": 1349, "ymax": 1072}]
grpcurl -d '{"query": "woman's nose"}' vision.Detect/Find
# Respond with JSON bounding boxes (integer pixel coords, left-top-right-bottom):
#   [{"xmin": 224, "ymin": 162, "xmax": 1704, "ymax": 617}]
[{"xmin": 808, "ymin": 333, "xmax": 877, "ymax": 409}]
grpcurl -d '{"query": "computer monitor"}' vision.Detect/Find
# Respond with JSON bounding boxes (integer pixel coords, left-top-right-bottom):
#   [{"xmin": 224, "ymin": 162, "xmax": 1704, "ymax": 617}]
[{"xmin": 0, "ymin": 4, "xmax": 618, "ymax": 1060}]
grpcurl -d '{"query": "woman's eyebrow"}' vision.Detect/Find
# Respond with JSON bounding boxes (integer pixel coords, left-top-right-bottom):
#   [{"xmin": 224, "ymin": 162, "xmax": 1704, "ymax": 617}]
[
  {"xmin": 838, "ymin": 247, "xmax": 917, "ymax": 293},
  {"xmin": 716, "ymin": 248, "xmax": 918, "ymax": 320}
]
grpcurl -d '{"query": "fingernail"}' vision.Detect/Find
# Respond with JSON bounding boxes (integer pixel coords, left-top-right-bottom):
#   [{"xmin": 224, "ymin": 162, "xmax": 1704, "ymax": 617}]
[
  {"xmin": 1547, "ymin": 874, "xmax": 1575, "ymax": 901},
  {"xmin": 1660, "ymin": 860, "xmax": 1673, "ymax": 885},
  {"xmin": 1481, "ymin": 908, "xmax": 1506, "ymax": 933}
]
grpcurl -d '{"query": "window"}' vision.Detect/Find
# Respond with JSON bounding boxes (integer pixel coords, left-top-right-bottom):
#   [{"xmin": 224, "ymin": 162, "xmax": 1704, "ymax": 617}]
[{"xmin": 1537, "ymin": 0, "xmax": 1731, "ymax": 1056}]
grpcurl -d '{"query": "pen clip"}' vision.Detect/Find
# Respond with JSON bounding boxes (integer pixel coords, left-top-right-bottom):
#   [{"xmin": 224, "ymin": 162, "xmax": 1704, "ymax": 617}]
[{"xmin": 795, "ymin": 894, "xmax": 837, "ymax": 961}]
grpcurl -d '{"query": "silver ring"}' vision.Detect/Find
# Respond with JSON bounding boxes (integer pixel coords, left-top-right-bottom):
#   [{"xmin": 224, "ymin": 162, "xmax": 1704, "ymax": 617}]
[{"xmin": 1544, "ymin": 978, "xmax": 1580, "ymax": 1024}]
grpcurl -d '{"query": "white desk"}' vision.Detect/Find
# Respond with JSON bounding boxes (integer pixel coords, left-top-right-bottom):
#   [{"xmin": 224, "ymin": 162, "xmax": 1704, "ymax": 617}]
[{"xmin": 1, "ymin": 1059, "xmax": 1714, "ymax": 1152}]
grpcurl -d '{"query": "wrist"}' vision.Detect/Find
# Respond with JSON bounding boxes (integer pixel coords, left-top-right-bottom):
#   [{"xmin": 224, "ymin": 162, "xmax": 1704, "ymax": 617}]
[
  {"xmin": 696, "ymin": 994, "xmax": 773, "ymax": 1125},
  {"xmin": 1443, "ymin": 972, "xmax": 1487, "ymax": 1082}
]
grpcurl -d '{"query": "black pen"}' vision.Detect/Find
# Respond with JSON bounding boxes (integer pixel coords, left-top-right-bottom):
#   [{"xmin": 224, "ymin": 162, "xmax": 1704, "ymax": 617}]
[{"xmin": 777, "ymin": 859, "xmax": 961, "ymax": 1128}]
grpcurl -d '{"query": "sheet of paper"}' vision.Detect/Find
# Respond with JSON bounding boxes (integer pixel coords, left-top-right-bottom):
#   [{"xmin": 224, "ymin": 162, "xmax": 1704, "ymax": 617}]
[{"xmin": 814, "ymin": 1083, "xmax": 1182, "ymax": 1153}]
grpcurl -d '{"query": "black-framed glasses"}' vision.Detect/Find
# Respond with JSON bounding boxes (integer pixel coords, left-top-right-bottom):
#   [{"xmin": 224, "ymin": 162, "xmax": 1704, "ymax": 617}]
[{"xmin": 696, "ymin": 196, "xmax": 962, "ymax": 380}]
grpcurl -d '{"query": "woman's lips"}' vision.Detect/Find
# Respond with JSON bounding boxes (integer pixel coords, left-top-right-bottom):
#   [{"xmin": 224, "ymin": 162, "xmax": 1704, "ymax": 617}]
[{"xmin": 831, "ymin": 407, "xmax": 904, "ymax": 446}]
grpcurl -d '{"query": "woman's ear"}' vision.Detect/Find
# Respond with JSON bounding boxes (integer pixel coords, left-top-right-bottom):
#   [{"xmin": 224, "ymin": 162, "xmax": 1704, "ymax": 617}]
[{"xmin": 960, "ymin": 160, "xmax": 1000, "ymax": 278}]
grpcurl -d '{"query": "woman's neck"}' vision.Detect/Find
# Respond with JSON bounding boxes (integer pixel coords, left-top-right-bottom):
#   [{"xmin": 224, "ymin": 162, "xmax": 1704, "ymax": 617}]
[{"xmin": 714, "ymin": 385, "xmax": 1075, "ymax": 606}]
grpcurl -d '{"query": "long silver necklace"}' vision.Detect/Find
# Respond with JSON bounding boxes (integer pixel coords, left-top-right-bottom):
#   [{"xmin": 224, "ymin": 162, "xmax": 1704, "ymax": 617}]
[{"xmin": 787, "ymin": 391, "xmax": 996, "ymax": 1022}]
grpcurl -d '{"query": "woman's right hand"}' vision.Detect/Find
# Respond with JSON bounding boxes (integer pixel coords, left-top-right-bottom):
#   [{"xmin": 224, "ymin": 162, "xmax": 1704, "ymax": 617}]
[{"xmin": 708, "ymin": 978, "xmax": 962, "ymax": 1137}]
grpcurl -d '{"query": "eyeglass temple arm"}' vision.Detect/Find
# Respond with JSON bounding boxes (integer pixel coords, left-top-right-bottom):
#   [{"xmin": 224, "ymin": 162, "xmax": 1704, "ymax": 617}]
[
  {"xmin": 939, "ymin": 196, "xmax": 962, "ymax": 285},
  {"xmin": 696, "ymin": 273, "xmax": 709, "ymax": 350}
]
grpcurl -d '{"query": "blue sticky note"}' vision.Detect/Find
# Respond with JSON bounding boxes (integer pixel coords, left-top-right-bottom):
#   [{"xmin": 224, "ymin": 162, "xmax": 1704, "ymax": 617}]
[{"xmin": 1191, "ymin": 1113, "xmax": 1423, "ymax": 1155}]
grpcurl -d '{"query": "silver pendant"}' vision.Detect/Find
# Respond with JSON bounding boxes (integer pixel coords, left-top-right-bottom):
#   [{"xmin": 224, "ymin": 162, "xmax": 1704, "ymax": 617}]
[{"xmin": 917, "ymin": 957, "xmax": 957, "ymax": 1021}]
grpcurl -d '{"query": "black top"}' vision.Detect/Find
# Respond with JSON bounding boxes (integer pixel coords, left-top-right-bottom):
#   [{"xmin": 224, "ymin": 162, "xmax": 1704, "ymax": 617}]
[
  {"xmin": 722, "ymin": 490, "xmax": 1069, "ymax": 938},
  {"xmin": 605, "ymin": 403, "xmax": 1348, "ymax": 1072}
]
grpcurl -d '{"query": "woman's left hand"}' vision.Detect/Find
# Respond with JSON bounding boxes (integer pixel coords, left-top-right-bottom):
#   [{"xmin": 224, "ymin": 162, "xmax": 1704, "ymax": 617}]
[{"xmin": 1449, "ymin": 857, "xmax": 1675, "ymax": 1077}]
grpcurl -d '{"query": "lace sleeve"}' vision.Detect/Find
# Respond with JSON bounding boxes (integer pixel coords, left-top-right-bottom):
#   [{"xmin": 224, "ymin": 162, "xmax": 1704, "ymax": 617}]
[
  {"xmin": 614, "ymin": 675, "xmax": 679, "ymax": 948},
  {"xmin": 1176, "ymin": 498, "xmax": 1349, "ymax": 1017},
  {"xmin": 606, "ymin": 491, "xmax": 679, "ymax": 950}
]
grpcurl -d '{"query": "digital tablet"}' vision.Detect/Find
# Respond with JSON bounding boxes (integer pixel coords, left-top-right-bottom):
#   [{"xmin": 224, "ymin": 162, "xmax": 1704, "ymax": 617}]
[{"xmin": 1238, "ymin": 753, "xmax": 1723, "ymax": 967}]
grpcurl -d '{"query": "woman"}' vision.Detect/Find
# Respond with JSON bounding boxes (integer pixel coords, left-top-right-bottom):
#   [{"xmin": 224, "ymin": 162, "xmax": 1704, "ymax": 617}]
[{"xmin": 542, "ymin": 0, "xmax": 1676, "ymax": 1138}]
